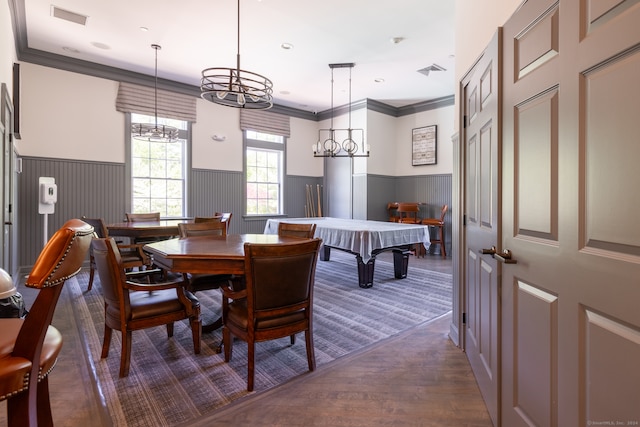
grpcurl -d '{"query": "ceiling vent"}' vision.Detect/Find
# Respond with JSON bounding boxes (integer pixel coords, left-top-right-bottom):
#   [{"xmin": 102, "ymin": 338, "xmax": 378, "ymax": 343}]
[
  {"xmin": 51, "ymin": 6, "xmax": 88, "ymax": 26},
  {"xmin": 418, "ymin": 63, "xmax": 447, "ymax": 77}
]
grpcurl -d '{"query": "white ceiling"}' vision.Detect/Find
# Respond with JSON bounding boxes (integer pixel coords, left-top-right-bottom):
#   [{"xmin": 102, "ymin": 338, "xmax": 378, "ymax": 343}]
[{"xmin": 20, "ymin": 0, "xmax": 455, "ymax": 113}]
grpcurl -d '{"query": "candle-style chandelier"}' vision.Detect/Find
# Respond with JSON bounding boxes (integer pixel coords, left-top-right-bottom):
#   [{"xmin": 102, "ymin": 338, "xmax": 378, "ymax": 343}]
[
  {"xmin": 131, "ymin": 44, "xmax": 179, "ymax": 143},
  {"xmin": 200, "ymin": 0, "xmax": 273, "ymax": 109},
  {"xmin": 313, "ymin": 63, "xmax": 369, "ymax": 158}
]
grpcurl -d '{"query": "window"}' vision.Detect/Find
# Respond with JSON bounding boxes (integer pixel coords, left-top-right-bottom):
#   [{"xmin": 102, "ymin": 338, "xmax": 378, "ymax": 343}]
[
  {"xmin": 245, "ymin": 131, "xmax": 284, "ymax": 215},
  {"xmin": 129, "ymin": 113, "xmax": 189, "ymax": 217}
]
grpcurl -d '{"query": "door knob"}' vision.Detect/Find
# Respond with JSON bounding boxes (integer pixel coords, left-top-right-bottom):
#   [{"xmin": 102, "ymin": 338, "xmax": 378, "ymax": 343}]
[
  {"xmin": 479, "ymin": 246, "xmax": 496, "ymax": 255},
  {"xmin": 494, "ymin": 249, "xmax": 517, "ymax": 264}
]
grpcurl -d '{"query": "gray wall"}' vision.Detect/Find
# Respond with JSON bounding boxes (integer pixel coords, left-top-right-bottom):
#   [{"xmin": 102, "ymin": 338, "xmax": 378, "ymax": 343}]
[{"xmin": 17, "ymin": 156, "xmax": 449, "ymax": 267}]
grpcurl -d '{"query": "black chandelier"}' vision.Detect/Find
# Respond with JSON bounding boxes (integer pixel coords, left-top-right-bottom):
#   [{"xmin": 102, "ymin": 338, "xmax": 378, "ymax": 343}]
[
  {"xmin": 131, "ymin": 44, "xmax": 179, "ymax": 143},
  {"xmin": 200, "ymin": 0, "xmax": 273, "ymax": 109},
  {"xmin": 313, "ymin": 63, "xmax": 369, "ymax": 158}
]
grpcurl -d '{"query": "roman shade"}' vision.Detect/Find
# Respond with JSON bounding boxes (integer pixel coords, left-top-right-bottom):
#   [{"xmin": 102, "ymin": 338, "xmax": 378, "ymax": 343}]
[
  {"xmin": 116, "ymin": 82, "xmax": 197, "ymax": 123},
  {"xmin": 239, "ymin": 110, "xmax": 290, "ymax": 137}
]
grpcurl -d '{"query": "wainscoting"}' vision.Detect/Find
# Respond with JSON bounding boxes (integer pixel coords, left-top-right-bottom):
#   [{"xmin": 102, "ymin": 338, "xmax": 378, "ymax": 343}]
[{"xmin": 17, "ymin": 156, "xmax": 451, "ymax": 268}]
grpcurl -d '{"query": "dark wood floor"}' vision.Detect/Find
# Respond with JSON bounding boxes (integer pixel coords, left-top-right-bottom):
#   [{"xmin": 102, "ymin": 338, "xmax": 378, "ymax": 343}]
[{"xmin": 1, "ymin": 253, "xmax": 492, "ymax": 427}]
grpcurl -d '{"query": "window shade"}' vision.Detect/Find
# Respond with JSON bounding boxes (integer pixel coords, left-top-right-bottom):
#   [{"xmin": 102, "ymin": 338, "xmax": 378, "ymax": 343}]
[
  {"xmin": 116, "ymin": 82, "xmax": 197, "ymax": 122},
  {"xmin": 239, "ymin": 110, "xmax": 290, "ymax": 137}
]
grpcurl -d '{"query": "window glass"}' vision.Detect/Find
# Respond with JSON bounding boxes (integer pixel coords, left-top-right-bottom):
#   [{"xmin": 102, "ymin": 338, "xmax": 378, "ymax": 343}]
[{"xmin": 245, "ymin": 131, "xmax": 284, "ymax": 215}]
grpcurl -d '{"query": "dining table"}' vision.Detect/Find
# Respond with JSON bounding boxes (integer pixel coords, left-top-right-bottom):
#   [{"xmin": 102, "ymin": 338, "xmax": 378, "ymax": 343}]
[
  {"xmin": 106, "ymin": 219, "xmax": 193, "ymax": 240},
  {"xmin": 143, "ymin": 233, "xmax": 307, "ymax": 335}
]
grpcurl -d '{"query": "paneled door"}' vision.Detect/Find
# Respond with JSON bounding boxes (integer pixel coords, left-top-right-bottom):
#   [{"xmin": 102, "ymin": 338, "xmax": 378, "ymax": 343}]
[
  {"xmin": 501, "ymin": 0, "xmax": 640, "ymax": 425},
  {"xmin": 462, "ymin": 30, "xmax": 501, "ymax": 426}
]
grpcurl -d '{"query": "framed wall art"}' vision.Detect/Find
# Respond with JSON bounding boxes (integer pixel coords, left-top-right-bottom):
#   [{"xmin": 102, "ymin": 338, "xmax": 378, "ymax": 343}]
[{"xmin": 412, "ymin": 125, "xmax": 437, "ymax": 166}]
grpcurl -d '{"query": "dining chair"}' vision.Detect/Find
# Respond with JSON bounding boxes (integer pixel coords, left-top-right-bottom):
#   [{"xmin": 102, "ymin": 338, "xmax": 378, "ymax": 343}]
[
  {"xmin": 421, "ymin": 204, "xmax": 448, "ymax": 257},
  {"xmin": 193, "ymin": 215, "xmax": 222, "ymax": 224},
  {"xmin": 81, "ymin": 216, "xmax": 151, "ymax": 291},
  {"xmin": 91, "ymin": 237, "xmax": 201, "ymax": 377},
  {"xmin": 214, "ymin": 212, "xmax": 233, "ymax": 233},
  {"xmin": 125, "ymin": 212, "xmax": 161, "ymax": 222},
  {"xmin": 221, "ymin": 238, "xmax": 322, "ymax": 391},
  {"xmin": 387, "ymin": 202, "xmax": 400, "ymax": 222},
  {"xmin": 396, "ymin": 202, "xmax": 421, "ymax": 224},
  {"xmin": 0, "ymin": 218, "xmax": 93, "ymax": 427},
  {"xmin": 178, "ymin": 221, "xmax": 231, "ymax": 332},
  {"xmin": 277, "ymin": 222, "xmax": 317, "ymax": 239}
]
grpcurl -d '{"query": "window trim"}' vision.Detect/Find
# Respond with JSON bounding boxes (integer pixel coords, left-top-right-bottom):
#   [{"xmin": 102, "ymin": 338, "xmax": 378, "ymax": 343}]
[
  {"xmin": 125, "ymin": 113, "xmax": 192, "ymax": 218},
  {"xmin": 243, "ymin": 130, "xmax": 286, "ymax": 217}
]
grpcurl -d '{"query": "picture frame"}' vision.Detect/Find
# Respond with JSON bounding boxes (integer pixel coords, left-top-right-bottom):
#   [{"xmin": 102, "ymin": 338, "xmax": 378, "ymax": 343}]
[{"xmin": 412, "ymin": 125, "xmax": 437, "ymax": 166}]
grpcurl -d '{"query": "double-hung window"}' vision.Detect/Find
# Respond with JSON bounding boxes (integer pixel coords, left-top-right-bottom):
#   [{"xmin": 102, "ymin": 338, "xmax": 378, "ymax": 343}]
[
  {"xmin": 245, "ymin": 130, "xmax": 284, "ymax": 216},
  {"xmin": 129, "ymin": 113, "xmax": 189, "ymax": 217}
]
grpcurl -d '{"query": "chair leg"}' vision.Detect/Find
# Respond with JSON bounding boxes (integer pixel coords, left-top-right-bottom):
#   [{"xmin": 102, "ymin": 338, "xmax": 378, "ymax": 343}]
[
  {"xmin": 101, "ymin": 325, "xmax": 112, "ymax": 358},
  {"xmin": 120, "ymin": 330, "xmax": 132, "ymax": 377},
  {"xmin": 190, "ymin": 316, "xmax": 201, "ymax": 354},
  {"xmin": 223, "ymin": 326, "xmax": 233, "ymax": 362},
  {"xmin": 36, "ymin": 377, "xmax": 54, "ymax": 427},
  {"xmin": 439, "ymin": 225, "xmax": 446, "ymax": 257},
  {"xmin": 290, "ymin": 334, "xmax": 296, "ymax": 345},
  {"xmin": 87, "ymin": 264, "xmax": 95, "ymax": 291},
  {"xmin": 247, "ymin": 341, "xmax": 255, "ymax": 392},
  {"xmin": 305, "ymin": 329, "xmax": 316, "ymax": 372},
  {"xmin": 166, "ymin": 322, "xmax": 174, "ymax": 337}
]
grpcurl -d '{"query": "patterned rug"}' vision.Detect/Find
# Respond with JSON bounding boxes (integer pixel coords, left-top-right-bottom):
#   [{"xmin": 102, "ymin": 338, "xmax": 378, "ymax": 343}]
[{"xmin": 68, "ymin": 250, "xmax": 452, "ymax": 426}]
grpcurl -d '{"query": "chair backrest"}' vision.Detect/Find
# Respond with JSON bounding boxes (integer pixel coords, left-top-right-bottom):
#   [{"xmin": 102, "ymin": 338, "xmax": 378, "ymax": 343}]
[
  {"xmin": 397, "ymin": 203, "xmax": 420, "ymax": 223},
  {"xmin": 178, "ymin": 221, "xmax": 227, "ymax": 238},
  {"xmin": 439, "ymin": 204, "xmax": 448, "ymax": 222},
  {"xmin": 81, "ymin": 216, "xmax": 109, "ymax": 238},
  {"xmin": 243, "ymin": 239, "xmax": 322, "ymax": 322},
  {"xmin": 16, "ymin": 219, "xmax": 93, "ymax": 358},
  {"xmin": 91, "ymin": 238, "xmax": 129, "ymax": 312},
  {"xmin": 194, "ymin": 216, "xmax": 222, "ymax": 223},
  {"xmin": 387, "ymin": 202, "xmax": 400, "ymax": 222},
  {"xmin": 125, "ymin": 212, "xmax": 160, "ymax": 222},
  {"xmin": 277, "ymin": 222, "xmax": 317, "ymax": 239},
  {"xmin": 214, "ymin": 212, "xmax": 233, "ymax": 231}
]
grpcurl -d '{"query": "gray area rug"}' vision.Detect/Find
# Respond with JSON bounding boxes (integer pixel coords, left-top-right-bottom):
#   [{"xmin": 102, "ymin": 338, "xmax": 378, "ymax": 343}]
[{"xmin": 68, "ymin": 250, "xmax": 452, "ymax": 427}]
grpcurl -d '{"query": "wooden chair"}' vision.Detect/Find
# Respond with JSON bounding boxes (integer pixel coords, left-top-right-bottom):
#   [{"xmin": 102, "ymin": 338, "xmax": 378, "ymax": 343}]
[
  {"xmin": 214, "ymin": 212, "xmax": 233, "ymax": 232},
  {"xmin": 91, "ymin": 237, "xmax": 201, "ymax": 377},
  {"xmin": 193, "ymin": 215, "xmax": 222, "ymax": 224},
  {"xmin": 221, "ymin": 238, "xmax": 322, "ymax": 391},
  {"xmin": 387, "ymin": 202, "xmax": 400, "ymax": 222},
  {"xmin": 277, "ymin": 222, "xmax": 317, "ymax": 239},
  {"xmin": 422, "ymin": 204, "xmax": 448, "ymax": 257},
  {"xmin": 396, "ymin": 203, "xmax": 421, "ymax": 224},
  {"xmin": 125, "ymin": 212, "xmax": 161, "ymax": 222},
  {"xmin": 0, "ymin": 219, "xmax": 93, "ymax": 427},
  {"xmin": 81, "ymin": 216, "xmax": 151, "ymax": 291},
  {"xmin": 178, "ymin": 221, "xmax": 231, "ymax": 332}
]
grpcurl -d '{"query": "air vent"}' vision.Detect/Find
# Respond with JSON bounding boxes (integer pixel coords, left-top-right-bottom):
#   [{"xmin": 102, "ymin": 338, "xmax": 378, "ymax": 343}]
[
  {"xmin": 417, "ymin": 63, "xmax": 447, "ymax": 77},
  {"xmin": 51, "ymin": 6, "xmax": 88, "ymax": 26}
]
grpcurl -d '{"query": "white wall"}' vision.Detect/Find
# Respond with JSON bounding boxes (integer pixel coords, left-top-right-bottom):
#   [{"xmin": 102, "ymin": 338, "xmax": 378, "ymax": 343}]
[
  {"xmin": 192, "ymin": 98, "xmax": 243, "ymax": 171},
  {"xmin": 0, "ymin": 1, "xmax": 16, "ymax": 94}
]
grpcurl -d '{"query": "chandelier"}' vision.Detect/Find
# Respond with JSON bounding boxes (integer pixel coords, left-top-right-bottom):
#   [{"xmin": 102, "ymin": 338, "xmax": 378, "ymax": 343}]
[
  {"xmin": 131, "ymin": 44, "xmax": 179, "ymax": 143},
  {"xmin": 313, "ymin": 63, "xmax": 369, "ymax": 158},
  {"xmin": 200, "ymin": 0, "xmax": 273, "ymax": 109}
]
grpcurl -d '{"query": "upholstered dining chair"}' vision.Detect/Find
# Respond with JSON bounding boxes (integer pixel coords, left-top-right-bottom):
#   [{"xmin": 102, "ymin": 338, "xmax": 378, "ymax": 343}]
[
  {"xmin": 91, "ymin": 237, "xmax": 201, "ymax": 377},
  {"xmin": 277, "ymin": 222, "xmax": 317, "ymax": 239},
  {"xmin": 178, "ymin": 221, "xmax": 231, "ymax": 332},
  {"xmin": 193, "ymin": 215, "xmax": 222, "ymax": 224},
  {"xmin": 0, "ymin": 218, "xmax": 93, "ymax": 427},
  {"xmin": 81, "ymin": 216, "xmax": 151, "ymax": 291},
  {"xmin": 125, "ymin": 212, "xmax": 161, "ymax": 222},
  {"xmin": 421, "ymin": 204, "xmax": 448, "ymax": 257},
  {"xmin": 221, "ymin": 238, "xmax": 322, "ymax": 391}
]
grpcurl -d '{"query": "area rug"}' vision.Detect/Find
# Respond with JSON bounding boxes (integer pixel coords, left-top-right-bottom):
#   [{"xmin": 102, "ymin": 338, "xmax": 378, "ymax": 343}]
[{"xmin": 68, "ymin": 250, "xmax": 452, "ymax": 427}]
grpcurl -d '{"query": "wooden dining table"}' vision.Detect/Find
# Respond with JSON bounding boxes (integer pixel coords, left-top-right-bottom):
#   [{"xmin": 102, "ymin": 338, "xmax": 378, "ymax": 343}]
[
  {"xmin": 143, "ymin": 234, "xmax": 308, "ymax": 336},
  {"xmin": 106, "ymin": 219, "xmax": 193, "ymax": 239}
]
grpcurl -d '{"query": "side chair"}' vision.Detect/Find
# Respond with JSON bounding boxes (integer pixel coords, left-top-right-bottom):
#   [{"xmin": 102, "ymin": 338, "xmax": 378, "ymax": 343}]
[
  {"xmin": 81, "ymin": 216, "xmax": 151, "ymax": 290},
  {"xmin": 91, "ymin": 237, "xmax": 201, "ymax": 377},
  {"xmin": 277, "ymin": 222, "xmax": 317, "ymax": 239},
  {"xmin": 0, "ymin": 218, "xmax": 93, "ymax": 427},
  {"xmin": 422, "ymin": 204, "xmax": 448, "ymax": 257},
  {"xmin": 214, "ymin": 212, "xmax": 233, "ymax": 233},
  {"xmin": 221, "ymin": 238, "xmax": 322, "ymax": 391}
]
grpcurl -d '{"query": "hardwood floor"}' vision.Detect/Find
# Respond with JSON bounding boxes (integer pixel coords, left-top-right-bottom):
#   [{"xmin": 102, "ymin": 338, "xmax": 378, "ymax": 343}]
[{"xmin": 1, "ymin": 253, "xmax": 492, "ymax": 427}]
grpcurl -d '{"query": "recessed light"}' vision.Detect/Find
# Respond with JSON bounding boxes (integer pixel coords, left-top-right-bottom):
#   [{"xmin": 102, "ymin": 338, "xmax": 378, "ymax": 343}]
[
  {"xmin": 280, "ymin": 90, "xmax": 291, "ymax": 95},
  {"xmin": 374, "ymin": 78, "xmax": 385, "ymax": 83},
  {"xmin": 91, "ymin": 42, "xmax": 111, "ymax": 50},
  {"xmin": 139, "ymin": 26, "xmax": 149, "ymax": 32},
  {"xmin": 62, "ymin": 46, "xmax": 80, "ymax": 54},
  {"xmin": 390, "ymin": 37, "xmax": 404, "ymax": 44},
  {"xmin": 281, "ymin": 43, "xmax": 293, "ymax": 50}
]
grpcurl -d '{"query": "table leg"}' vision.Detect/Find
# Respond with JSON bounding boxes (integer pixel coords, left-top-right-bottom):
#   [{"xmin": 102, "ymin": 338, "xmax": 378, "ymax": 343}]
[
  {"xmin": 392, "ymin": 249, "xmax": 411, "ymax": 279},
  {"xmin": 356, "ymin": 255, "xmax": 375, "ymax": 288}
]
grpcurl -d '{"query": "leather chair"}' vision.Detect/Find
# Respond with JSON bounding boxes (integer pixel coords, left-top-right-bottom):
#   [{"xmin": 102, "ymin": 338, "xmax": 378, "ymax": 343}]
[
  {"xmin": 81, "ymin": 216, "xmax": 151, "ymax": 291},
  {"xmin": 178, "ymin": 221, "xmax": 231, "ymax": 332},
  {"xmin": 125, "ymin": 212, "xmax": 161, "ymax": 222},
  {"xmin": 221, "ymin": 238, "xmax": 322, "ymax": 391},
  {"xmin": 0, "ymin": 218, "xmax": 93, "ymax": 427},
  {"xmin": 277, "ymin": 222, "xmax": 317, "ymax": 239},
  {"xmin": 91, "ymin": 237, "xmax": 201, "ymax": 377},
  {"xmin": 422, "ymin": 204, "xmax": 448, "ymax": 257},
  {"xmin": 193, "ymin": 216, "xmax": 222, "ymax": 224}
]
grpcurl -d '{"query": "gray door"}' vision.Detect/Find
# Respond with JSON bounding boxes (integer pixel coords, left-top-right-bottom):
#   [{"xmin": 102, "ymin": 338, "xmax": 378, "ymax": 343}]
[
  {"xmin": 462, "ymin": 30, "xmax": 501, "ymax": 426},
  {"xmin": 501, "ymin": 0, "xmax": 640, "ymax": 425}
]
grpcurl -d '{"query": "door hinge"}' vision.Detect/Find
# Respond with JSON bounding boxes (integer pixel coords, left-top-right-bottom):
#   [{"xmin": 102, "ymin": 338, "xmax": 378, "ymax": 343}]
[
  {"xmin": 462, "ymin": 312, "xmax": 466, "ymax": 324},
  {"xmin": 463, "ymin": 214, "xmax": 467, "ymax": 226}
]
